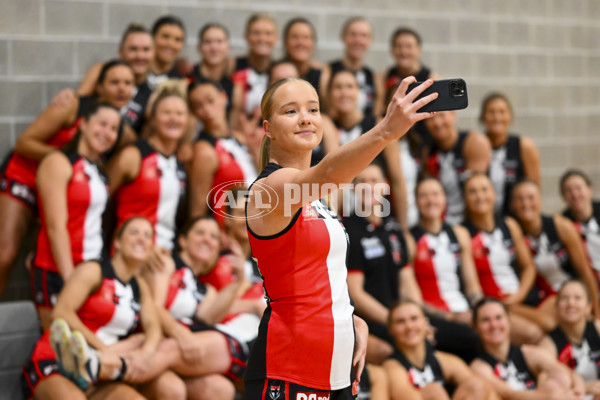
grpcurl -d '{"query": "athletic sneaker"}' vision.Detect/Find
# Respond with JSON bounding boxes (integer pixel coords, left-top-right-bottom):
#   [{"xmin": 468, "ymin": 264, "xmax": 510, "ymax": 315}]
[
  {"xmin": 70, "ymin": 331, "xmax": 101, "ymax": 390},
  {"xmin": 49, "ymin": 318, "xmax": 76, "ymax": 380}
]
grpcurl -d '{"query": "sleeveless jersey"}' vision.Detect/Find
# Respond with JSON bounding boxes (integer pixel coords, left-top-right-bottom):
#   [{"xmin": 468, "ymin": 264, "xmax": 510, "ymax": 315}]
[
  {"xmin": 165, "ymin": 254, "xmax": 208, "ymax": 327},
  {"xmin": 246, "ymin": 163, "xmax": 355, "ymax": 390},
  {"xmin": 335, "ymin": 114, "xmax": 376, "ymax": 146},
  {"xmin": 345, "ymin": 214, "xmax": 409, "ymax": 309},
  {"xmin": 147, "ymin": 66, "xmax": 182, "ymax": 90},
  {"xmin": 385, "ymin": 65, "xmax": 431, "ymax": 92},
  {"xmin": 411, "ymin": 224, "xmax": 469, "ymax": 313},
  {"xmin": 489, "ymin": 135, "xmax": 523, "ymax": 215},
  {"xmin": 189, "ymin": 64, "xmax": 234, "ymax": 112},
  {"xmin": 1, "ymin": 96, "xmax": 94, "ymax": 190},
  {"xmin": 122, "ymin": 81, "xmax": 152, "ymax": 135},
  {"xmin": 426, "ymin": 132, "xmax": 469, "ymax": 225},
  {"xmin": 302, "ymin": 67, "xmax": 322, "ymax": 97},
  {"xmin": 477, "ymin": 346, "xmax": 537, "ymax": 390},
  {"xmin": 77, "ymin": 258, "xmax": 141, "ymax": 345},
  {"xmin": 114, "ymin": 140, "xmax": 187, "ymax": 251},
  {"xmin": 464, "ymin": 218, "xmax": 520, "ymax": 299},
  {"xmin": 523, "ymin": 215, "xmax": 576, "ymax": 296},
  {"xmin": 232, "ymin": 57, "xmax": 269, "ymax": 115},
  {"xmin": 563, "ymin": 202, "xmax": 600, "ymax": 282},
  {"xmin": 34, "ymin": 152, "xmax": 108, "ymax": 272},
  {"xmin": 198, "ymin": 133, "xmax": 257, "ymax": 226},
  {"xmin": 549, "ymin": 321, "xmax": 600, "ymax": 382},
  {"xmin": 329, "ymin": 60, "xmax": 376, "ymax": 116},
  {"xmin": 389, "ymin": 343, "xmax": 445, "ymax": 389},
  {"xmin": 400, "ymin": 138, "xmax": 420, "ymax": 228}
]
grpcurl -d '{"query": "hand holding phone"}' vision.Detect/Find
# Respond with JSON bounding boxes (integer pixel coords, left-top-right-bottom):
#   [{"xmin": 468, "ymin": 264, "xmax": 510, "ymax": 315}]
[{"xmin": 407, "ymin": 78, "xmax": 468, "ymax": 113}]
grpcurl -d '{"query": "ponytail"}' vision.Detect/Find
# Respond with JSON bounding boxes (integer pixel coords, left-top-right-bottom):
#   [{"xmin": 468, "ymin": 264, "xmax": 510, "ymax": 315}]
[{"xmin": 258, "ymin": 134, "xmax": 271, "ymax": 172}]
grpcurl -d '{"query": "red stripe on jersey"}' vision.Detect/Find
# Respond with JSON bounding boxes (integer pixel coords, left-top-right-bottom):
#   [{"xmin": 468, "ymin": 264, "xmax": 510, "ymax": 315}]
[
  {"xmin": 115, "ymin": 153, "xmax": 160, "ymax": 239},
  {"xmin": 77, "ymin": 279, "xmax": 117, "ymax": 336},
  {"xmin": 165, "ymin": 267, "xmax": 187, "ymax": 310},
  {"xmin": 472, "ymin": 232, "xmax": 504, "ymax": 299},
  {"xmin": 199, "ymin": 256, "xmax": 233, "ymax": 290},
  {"xmin": 413, "ymin": 236, "xmax": 449, "ymax": 312},
  {"xmin": 426, "ymin": 152, "xmax": 441, "ymax": 180},
  {"xmin": 210, "ymin": 141, "xmax": 247, "ymax": 227}
]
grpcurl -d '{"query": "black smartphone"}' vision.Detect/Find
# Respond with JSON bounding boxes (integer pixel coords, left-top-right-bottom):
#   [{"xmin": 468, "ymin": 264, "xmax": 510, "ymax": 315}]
[{"xmin": 406, "ymin": 78, "xmax": 468, "ymax": 113}]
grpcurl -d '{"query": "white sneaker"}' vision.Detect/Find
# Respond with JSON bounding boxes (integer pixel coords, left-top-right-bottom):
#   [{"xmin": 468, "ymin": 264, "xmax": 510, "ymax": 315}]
[
  {"xmin": 70, "ymin": 330, "xmax": 100, "ymax": 389},
  {"xmin": 49, "ymin": 318, "xmax": 76, "ymax": 380}
]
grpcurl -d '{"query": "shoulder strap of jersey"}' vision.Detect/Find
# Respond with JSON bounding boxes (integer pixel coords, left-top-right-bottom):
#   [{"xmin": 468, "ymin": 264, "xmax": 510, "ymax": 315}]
[
  {"xmin": 505, "ymin": 136, "xmax": 522, "ymax": 168},
  {"xmin": 476, "ymin": 350, "xmax": 499, "ymax": 370},
  {"xmin": 426, "ymin": 341, "xmax": 444, "ymax": 380},
  {"xmin": 585, "ymin": 321, "xmax": 600, "ymax": 351},
  {"xmin": 410, "ymin": 225, "xmax": 427, "ymax": 242},
  {"xmin": 390, "ymin": 347, "xmax": 413, "ymax": 371},
  {"xmin": 361, "ymin": 114, "xmax": 377, "ymax": 132},
  {"xmin": 136, "ymin": 138, "xmax": 155, "ymax": 158},
  {"xmin": 329, "ymin": 60, "xmax": 344, "ymax": 74},
  {"xmin": 593, "ymin": 202, "xmax": 600, "ymax": 221},
  {"xmin": 549, "ymin": 326, "xmax": 570, "ymax": 354},
  {"xmin": 462, "ymin": 220, "xmax": 479, "ymax": 237}
]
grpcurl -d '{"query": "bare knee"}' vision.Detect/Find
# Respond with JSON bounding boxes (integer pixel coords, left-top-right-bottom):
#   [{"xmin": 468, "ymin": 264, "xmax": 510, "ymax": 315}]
[
  {"xmin": 186, "ymin": 375, "xmax": 235, "ymax": 400},
  {"xmin": 34, "ymin": 375, "xmax": 86, "ymax": 400},
  {"xmin": 143, "ymin": 371, "xmax": 187, "ymax": 400},
  {"xmin": 421, "ymin": 382, "xmax": 450, "ymax": 400},
  {"xmin": 453, "ymin": 377, "xmax": 492, "ymax": 400}
]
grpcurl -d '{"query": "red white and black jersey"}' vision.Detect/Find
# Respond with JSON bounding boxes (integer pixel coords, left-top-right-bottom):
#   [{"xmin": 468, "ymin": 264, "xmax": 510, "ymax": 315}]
[
  {"xmin": 400, "ymin": 138, "xmax": 421, "ymax": 228},
  {"xmin": 489, "ymin": 135, "xmax": 524, "ymax": 216},
  {"xmin": 563, "ymin": 202, "xmax": 600, "ymax": 283},
  {"xmin": 188, "ymin": 65, "xmax": 234, "ymax": 113},
  {"xmin": 411, "ymin": 224, "xmax": 469, "ymax": 313},
  {"xmin": 329, "ymin": 60, "xmax": 377, "ymax": 116},
  {"xmin": 464, "ymin": 218, "xmax": 520, "ymax": 299},
  {"xmin": 549, "ymin": 321, "xmax": 600, "ymax": 383},
  {"xmin": 523, "ymin": 215, "xmax": 577, "ymax": 297},
  {"xmin": 232, "ymin": 57, "xmax": 269, "ymax": 115},
  {"xmin": 165, "ymin": 254, "xmax": 208, "ymax": 328},
  {"xmin": 34, "ymin": 151, "xmax": 108, "ymax": 272},
  {"xmin": 122, "ymin": 82, "xmax": 152, "ymax": 135},
  {"xmin": 345, "ymin": 214, "xmax": 409, "ymax": 309},
  {"xmin": 389, "ymin": 342, "xmax": 445, "ymax": 389},
  {"xmin": 198, "ymin": 133, "xmax": 257, "ymax": 226},
  {"xmin": 335, "ymin": 114, "xmax": 376, "ymax": 146},
  {"xmin": 114, "ymin": 139, "xmax": 187, "ymax": 250},
  {"xmin": 77, "ymin": 258, "xmax": 141, "ymax": 345},
  {"xmin": 477, "ymin": 346, "xmax": 537, "ymax": 391},
  {"xmin": 426, "ymin": 132, "xmax": 469, "ymax": 225},
  {"xmin": 246, "ymin": 163, "xmax": 355, "ymax": 390}
]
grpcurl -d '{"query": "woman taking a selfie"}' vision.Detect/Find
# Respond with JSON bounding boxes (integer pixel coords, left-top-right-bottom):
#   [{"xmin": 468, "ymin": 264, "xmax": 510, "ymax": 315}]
[{"xmin": 244, "ymin": 76, "xmax": 437, "ymax": 398}]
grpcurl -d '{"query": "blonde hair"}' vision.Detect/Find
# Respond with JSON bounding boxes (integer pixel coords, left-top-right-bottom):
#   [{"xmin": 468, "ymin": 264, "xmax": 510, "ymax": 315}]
[{"xmin": 258, "ymin": 77, "xmax": 305, "ymax": 172}]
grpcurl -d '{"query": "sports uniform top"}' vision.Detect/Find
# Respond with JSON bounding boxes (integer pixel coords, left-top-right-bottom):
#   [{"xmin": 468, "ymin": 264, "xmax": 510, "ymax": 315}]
[
  {"xmin": 34, "ymin": 151, "xmax": 108, "ymax": 272},
  {"xmin": 410, "ymin": 223, "xmax": 470, "ymax": 313},
  {"xmin": 197, "ymin": 133, "xmax": 257, "ymax": 226},
  {"xmin": 389, "ymin": 342, "xmax": 445, "ymax": 389},
  {"xmin": 232, "ymin": 57, "xmax": 269, "ymax": 115},
  {"xmin": 345, "ymin": 214, "xmax": 409, "ymax": 309},
  {"xmin": 464, "ymin": 218, "xmax": 520, "ymax": 299},
  {"xmin": 246, "ymin": 162, "xmax": 355, "ymax": 390},
  {"xmin": 189, "ymin": 65, "xmax": 234, "ymax": 113},
  {"xmin": 114, "ymin": 139, "xmax": 187, "ymax": 251},
  {"xmin": 477, "ymin": 346, "xmax": 537, "ymax": 390},
  {"xmin": 0, "ymin": 97, "xmax": 96, "ymax": 207},
  {"xmin": 147, "ymin": 67, "xmax": 182, "ymax": 90},
  {"xmin": 77, "ymin": 258, "xmax": 141, "ymax": 345},
  {"xmin": 400, "ymin": 138, "xmax": 420, "ymax": 228},
  {"xmin": 301, "ymin": 67, "xmax": 322, "ymax": 97},
  {"xmin": 563, "ymin": 202, "xmax": 600, "ymax": 282},
  {"xmin": 122, "ymin": 82, "xmax": 152, "ymax": 135},
  {"xmin": 165, "ymin": 254, "xmax": 209, "ymax": 328},
  {"xmin": 549, "ymin": 321, "xmax": 600, "ymax": 382},
  {"xmin": 489, "ymin": 135, "xmax": 524, "ymax": 215},
  {"xmin": 426, "ymin": 132, "xmax": 469, "ymax": 225},
  {"xmin": 523, "ymin": 215, "xmax": 576, "ymax": 297},
  {"xmin": 329, "ymin": 60, "xmax": 376, "ymax": 116},
  {"xmin": 335, "ymin": 114, "xmax": 376, "ymax": 146}
]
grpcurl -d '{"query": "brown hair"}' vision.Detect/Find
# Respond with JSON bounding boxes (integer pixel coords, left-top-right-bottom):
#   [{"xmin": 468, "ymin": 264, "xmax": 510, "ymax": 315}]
[
  {"xmin": 479, "ymin": 92, "xmax": 513, "ymax": 123},
  {"xmin": 341, "ymin": 16, "xmax": 371, "ymax": 37},
  {"xmin": 560, "ymin": 169, "xmax": 592, "ymax": 195},
  {"xmin": 116, "ymin": 216, "xmax": 154, "ymax": 239},
  {"xmin": 387, "ymin": 299, "xmax": 425, "ymax": 326},
  {"xmin": 472, "ymin": 297, "xmax": 508, "ymax": 326},
  {"xmin": 390, "ymin": 26, "xmax": 422, "ymax": 48},
  {"xmin": 245, "ymin": 13, "xmax": 276, "ymax": 36},
  {"xmin": 150, "ymin": 80, "xmax": 188, "ymax": 119},
  {"xmin": 119, "ymin": 23, "xmax": 150, "ymax": 49}
]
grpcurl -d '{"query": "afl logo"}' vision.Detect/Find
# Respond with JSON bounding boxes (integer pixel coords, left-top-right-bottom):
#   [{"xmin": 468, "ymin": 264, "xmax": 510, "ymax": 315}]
[{"xmin": 207, "ymin": 180, "xmax": 279, "ymax": 221}]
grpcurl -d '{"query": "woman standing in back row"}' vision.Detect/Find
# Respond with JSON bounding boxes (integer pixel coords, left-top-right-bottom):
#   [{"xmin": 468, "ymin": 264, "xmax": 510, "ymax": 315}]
[{"xmin": 244, "ymin": 76, "xmax": 438, "ymax": 398}]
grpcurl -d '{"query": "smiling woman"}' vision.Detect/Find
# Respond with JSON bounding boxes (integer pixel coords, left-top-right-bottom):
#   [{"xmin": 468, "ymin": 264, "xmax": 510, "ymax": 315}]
[{"xmin": 244, "ymin": 76, "xmax": 438, "ymax": 399}]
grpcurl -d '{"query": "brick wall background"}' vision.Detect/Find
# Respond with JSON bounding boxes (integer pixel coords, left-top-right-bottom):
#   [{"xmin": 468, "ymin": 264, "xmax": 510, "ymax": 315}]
[{"xmin": 1, "ymin": 0, "xmax": 599, "ymax": 300}]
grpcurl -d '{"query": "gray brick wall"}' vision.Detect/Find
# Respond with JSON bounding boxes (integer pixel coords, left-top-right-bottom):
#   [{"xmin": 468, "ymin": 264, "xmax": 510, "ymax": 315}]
[{"xmin": 0, "ymin": 0, "xmax": 599, "ymax": 299}]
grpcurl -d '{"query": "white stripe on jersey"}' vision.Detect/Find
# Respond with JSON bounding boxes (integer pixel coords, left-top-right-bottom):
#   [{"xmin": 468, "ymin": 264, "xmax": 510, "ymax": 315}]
[
  {"xmin": 220, "ymin": 138, "xmax": 258, "ymax": 186},
  {"xmin": 216, "ymin": 313, "xmax": 260, "ymax": 345},
  {"xmin": 339, "ymin": 125, "xmax": 362, "ymax": 146},
  {"xmin": 483, "ymin": 229, "xmax": 520, "ymax": 294},
  {"xmin": 428, "ymin": 231, "xmax": 469, "ymax": 313},
  {"xmin": 169, "ymin": 268, "xmax": 202, "ymax": 326},
  {"xmin": 400, "ymin": 139, "xmax": 419, "ymax": 227},
  {"xmin": 583, "ymin": 218, "xmax": 600, "ymax": 271},
  {"xmin": 243, "ymin": 69, "xmax": 268, "ymax": 114},
  {"xmin": 529, "ymin": 233, "xmax": 570, "ymax": 291},
  {"xmin": 490, "ymin": 146, "xmax": 507, "ymax": 213},
  {"xmin": 156, "ymin": 155, "xmax": 180, "ymax": 250},
  {"xmin": 96, "ymin": 281, "xmax": 139, "ymax": 345},
  {"xmin": 313, "ymin": 200, "xmax": 355, "ymax": 390},
  {"xmin": 438, "ymin": 152, "xmax": 464, "ymax": 225},
  {"xmin": 82, "ymin": 160, "xmax": 107, "ymax": 262}
]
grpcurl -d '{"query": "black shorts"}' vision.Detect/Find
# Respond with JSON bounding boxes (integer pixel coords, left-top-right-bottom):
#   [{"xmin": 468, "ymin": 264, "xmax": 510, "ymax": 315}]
[
  {"xmin": 223, "ymin": 333, "xmax": 255, "ymax": 383},
  {"xmin": 31, "ymin": 267, "xmax": 64, "ymax": 308},
  {"xmin": 22, "ymin": 355, "xmax": 59, "ymax": 400},
  {"xmin": 245, "ymin": 379, "xmax": 356, "ymax": 400},
  {"xmin": 0, "ymin": 175, "xmax": 37, "ymax": 210}
]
